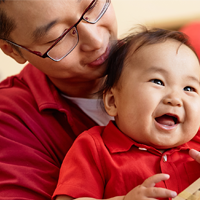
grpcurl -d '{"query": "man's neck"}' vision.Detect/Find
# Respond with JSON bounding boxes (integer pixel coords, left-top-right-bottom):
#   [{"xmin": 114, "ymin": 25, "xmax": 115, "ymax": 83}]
[{"xmin": 49, "ymin": 77, "xmax": 105, "ymax": 99}]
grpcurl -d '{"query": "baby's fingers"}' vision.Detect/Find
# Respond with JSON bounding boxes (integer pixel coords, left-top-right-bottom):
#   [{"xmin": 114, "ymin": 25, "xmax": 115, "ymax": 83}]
[
  {"xmin": 124, "ymin": 174, "xmax": 177, "ymax": 200},
  {"xmin": 189, "ymin": 149, "xmax": 200, "ymax": 163},
  {"xmin": 142, "ymin": 173, "xmax": 170, "ymax": 188},
  {"xmin": 144, "ymin": 187, "xmax": 177, "ymax": 199},
  {"xmin": 142, "ymin": 174, "xmax": 177, "ymax": 199}
]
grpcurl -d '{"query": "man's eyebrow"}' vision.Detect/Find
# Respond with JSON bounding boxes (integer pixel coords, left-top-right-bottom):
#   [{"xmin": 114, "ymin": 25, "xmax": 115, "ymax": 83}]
[{"xmin": 31, "ymin": 20, "xmax": 58, "ymax": 42}]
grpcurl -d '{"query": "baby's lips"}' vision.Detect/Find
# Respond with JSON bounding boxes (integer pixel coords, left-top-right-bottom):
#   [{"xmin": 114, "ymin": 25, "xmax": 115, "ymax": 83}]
[{"xmin": 155, "ymin": 114, "xmax": 179, "ymax": 126}]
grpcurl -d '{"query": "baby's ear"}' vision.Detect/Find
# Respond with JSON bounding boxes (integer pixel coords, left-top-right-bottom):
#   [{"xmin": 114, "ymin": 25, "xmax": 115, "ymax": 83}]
[
  {"xmin": 0, "ymin": 39, "xmax": 27, "ymax": 64},
  {"xmin": 103, "ymin": 88, "xmax": 118, "ymax": 117}
]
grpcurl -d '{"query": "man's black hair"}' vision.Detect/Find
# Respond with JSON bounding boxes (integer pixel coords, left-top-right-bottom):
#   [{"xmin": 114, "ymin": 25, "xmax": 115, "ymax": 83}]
[{"xmin": 0, "ymin": 1, "xmax": 16, "ymax": 40}]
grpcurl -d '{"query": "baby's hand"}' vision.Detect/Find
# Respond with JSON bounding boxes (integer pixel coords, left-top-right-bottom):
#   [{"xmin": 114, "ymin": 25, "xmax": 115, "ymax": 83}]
[
  {"xmin": 124, "ymin": 173, "xmax": 177, "ymax": 200},
  {"xmin": 189, "ymin": 149, "xmax": 200, "ymax": 163}
]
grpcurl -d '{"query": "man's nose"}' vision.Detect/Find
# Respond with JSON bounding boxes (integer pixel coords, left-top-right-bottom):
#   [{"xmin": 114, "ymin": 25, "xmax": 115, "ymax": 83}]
[
  {"xmin": 77, "ymin": 22, "xmax": 104, "ymax": 52},
  {"xmin": 163, "ymin": 91, "xmax": 183, "ymax": 107}
]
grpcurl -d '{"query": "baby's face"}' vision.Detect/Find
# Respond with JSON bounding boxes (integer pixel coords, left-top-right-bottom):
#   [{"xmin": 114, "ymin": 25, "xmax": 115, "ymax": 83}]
[{"xmin": 110, "ymin": 39, "xmax": 200, "ymax": 150}]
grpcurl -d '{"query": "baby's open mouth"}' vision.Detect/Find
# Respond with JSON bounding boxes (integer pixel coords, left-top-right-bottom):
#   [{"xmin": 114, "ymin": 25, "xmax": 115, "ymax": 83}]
[{"xmin": 155, "ymin": 114, "xmax": 179, "ymax": 126}]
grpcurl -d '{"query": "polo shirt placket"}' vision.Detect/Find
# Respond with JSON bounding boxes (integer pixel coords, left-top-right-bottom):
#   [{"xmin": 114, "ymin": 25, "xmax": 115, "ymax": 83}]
[{"xmin": 53, "ymin": 121, "xmax": 200, "ymax": 199}]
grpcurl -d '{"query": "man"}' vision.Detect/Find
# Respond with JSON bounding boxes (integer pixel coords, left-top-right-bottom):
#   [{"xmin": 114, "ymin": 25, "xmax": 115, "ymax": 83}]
[{"xmin": 0, "ymin": 0, "xmax": 117, "ymax": 199}]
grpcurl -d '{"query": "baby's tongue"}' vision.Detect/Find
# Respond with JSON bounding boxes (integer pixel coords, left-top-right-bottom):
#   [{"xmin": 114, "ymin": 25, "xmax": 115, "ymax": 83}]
[{"xmin": 156, "ymin": 115, "xmax": 175, "ymax": 126}]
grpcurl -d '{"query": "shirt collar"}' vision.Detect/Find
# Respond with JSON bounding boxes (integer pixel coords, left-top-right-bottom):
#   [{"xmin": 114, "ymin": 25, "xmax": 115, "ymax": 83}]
[
  {"xmin": 102, "ymin": 121, "xmax": 134, "ymax": 153},
  {"xmin": 19, "ymin": 63, "xmax": 71, "ymax": 112},
  {"xmin": 102, "ymin": 121, "xmax": 200, "ymax": 154},
  {"xmin": 102, "ymin": 121, "xmax": 158, "ymax": 154}
]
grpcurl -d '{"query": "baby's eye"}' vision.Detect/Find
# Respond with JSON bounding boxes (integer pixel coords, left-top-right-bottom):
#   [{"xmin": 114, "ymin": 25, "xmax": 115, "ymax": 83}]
[
  {"xmin": 150, "ymin": 79, "xmax": 164, "ymax": 86},
  {"xmin": 184, "ymin": 86, "xmax": 195, "ymax": 92}
]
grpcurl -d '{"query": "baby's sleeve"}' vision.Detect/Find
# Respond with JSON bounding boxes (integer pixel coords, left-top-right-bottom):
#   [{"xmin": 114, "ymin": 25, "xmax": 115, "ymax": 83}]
[{"xmin": 52, "ymin": 129, "xmax": 105, "ymax": 199}]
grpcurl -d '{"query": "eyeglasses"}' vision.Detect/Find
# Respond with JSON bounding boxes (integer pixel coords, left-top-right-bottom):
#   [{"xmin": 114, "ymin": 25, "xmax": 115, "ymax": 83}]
[{"xmin": 4, "ymin": 0, "xmax": 110, "ymax": 62}]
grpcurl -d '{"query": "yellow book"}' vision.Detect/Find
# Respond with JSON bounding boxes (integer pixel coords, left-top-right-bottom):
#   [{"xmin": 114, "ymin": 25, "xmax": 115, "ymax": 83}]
[{"xmin": 173, "ymin": 178, "xmax": 200, "ymax": 200}]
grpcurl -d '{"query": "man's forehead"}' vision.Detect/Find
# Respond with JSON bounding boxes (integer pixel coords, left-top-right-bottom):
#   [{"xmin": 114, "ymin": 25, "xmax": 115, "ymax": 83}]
[
  {"xmin": 4, "ymin": 0, "xmax": 90, "ymax": 42},
  {"xmin": 3, "ymin": 0, "xmax": 88, "ymax": 16}
]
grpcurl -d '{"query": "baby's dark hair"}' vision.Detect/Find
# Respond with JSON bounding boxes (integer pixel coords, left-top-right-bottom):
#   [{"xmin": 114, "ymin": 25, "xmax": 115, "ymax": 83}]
[{"xmin": 101, "ymin": 26, "xmax": 197, "ymax": 98}]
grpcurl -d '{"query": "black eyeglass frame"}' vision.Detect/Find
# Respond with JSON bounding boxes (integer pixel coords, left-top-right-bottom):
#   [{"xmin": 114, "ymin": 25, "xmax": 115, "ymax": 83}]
[{"xmin": 2, "ymin": 0, "xmax": 110, "ymax": 62}]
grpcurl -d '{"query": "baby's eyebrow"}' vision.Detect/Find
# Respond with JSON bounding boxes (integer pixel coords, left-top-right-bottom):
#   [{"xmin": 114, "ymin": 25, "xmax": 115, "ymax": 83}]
[
  {"xmin": 31, "ymin": 19, "xmax": 58, "ymax": 42},
  {"xmin": 146, "ymin": 66, "xmax": 167, "ymax": 74},
  {"xmin": 186, "ymin": 76, "xmax": 200, "ymax": 85}
]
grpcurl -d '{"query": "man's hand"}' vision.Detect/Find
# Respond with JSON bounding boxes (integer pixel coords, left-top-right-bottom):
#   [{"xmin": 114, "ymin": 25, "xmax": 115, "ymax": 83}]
[{"xmin": 124, "ymin": 173, "xmax": 177, "ymax": 200}]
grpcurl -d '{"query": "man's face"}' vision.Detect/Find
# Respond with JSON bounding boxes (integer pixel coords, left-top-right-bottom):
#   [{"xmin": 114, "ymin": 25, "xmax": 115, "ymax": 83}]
[
  {"xmin": 109, "ymin": 39, "xmax": 200, "ymax": 150},
  {"xmin": 2, "ymin": 0, "xmax": 117, "ymax": 82}
]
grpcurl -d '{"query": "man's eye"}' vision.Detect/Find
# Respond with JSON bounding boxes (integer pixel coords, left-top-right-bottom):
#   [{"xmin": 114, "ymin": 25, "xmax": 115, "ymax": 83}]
[
  {"xmin": 88, "ymin": 0, "xmax": 98, "ymax": 10},
  {"xmin": 46, "ymin": 39, "xmax": 57, "ymax": 44},
  {"xmin": 46, "ymin": 29, "xmax": 68, "ymax": 44},
  {"xmin": 150, "ymin": 79, "xmax": 164, "ymax": 86},
  {"xmin": 184, "ymin": 86, "xmax": 195, "ymax": 92},
  {"xmin": 45, "ymin": 36, "xmax": 61, "ymax": 44}
]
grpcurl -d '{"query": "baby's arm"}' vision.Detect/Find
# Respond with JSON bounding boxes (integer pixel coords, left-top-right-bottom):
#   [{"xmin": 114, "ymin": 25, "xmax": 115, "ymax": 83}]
[{"xmin": 55, "ymin": 173, "xmax": 177, "ymax": 200}]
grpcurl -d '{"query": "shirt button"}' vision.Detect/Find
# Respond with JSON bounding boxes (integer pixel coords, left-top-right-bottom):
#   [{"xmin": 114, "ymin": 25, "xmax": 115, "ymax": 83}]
[
  {"xmin": 139, "ymin": 147, "xmax": 147, "ymax": 151},
  {"xmin": 163, "ymin": 155, "xmax": 167, "ymax": 162}
]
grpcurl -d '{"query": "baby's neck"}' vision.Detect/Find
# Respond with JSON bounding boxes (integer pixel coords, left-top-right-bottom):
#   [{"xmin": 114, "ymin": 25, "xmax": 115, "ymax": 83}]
[{"xmin": 158, "ymin": 149, "xmax": 166, "ymax": 153}]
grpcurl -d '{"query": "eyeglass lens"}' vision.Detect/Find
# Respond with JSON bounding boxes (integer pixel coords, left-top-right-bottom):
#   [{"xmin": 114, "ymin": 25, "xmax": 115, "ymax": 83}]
[
  {"xmin": 47, "ymin": 0, "xmax": 109, "ymax": 61},
  {"xmin": 47, "ymin": 27, "xmax": 79, "ymax": 61}
]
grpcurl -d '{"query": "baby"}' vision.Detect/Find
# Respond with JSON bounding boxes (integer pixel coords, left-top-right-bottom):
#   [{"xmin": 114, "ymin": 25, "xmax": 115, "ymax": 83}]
[{"xmin": 53, "ymin": 27, "xmax": 200, "ymax": 200}]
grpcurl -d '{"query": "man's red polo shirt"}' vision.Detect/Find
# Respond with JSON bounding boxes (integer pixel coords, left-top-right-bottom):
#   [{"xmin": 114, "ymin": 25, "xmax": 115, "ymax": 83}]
[
  {"xmin": 53, "ymin": 121, "xmax": 200, "ymax": 200},
  {"xmin": 0, "ymin": 63, "xmax": 97, "ymax": 200}
]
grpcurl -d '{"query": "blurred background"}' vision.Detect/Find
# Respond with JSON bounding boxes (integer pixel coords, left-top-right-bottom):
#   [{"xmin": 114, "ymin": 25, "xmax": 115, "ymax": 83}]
[{"xmin": 1, "ymin": 0, "xmax": 200, "ymax": 81}]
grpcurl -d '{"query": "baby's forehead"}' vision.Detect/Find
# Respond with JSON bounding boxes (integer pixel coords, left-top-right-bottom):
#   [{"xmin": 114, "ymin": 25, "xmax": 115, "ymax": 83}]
[
  {"xmin": 123, "ymin": 39, "xmax": 200, "ymax": 73},
  {"xmin": 125, "ymin": 39, "xmax": 195, "ymax": 63}
]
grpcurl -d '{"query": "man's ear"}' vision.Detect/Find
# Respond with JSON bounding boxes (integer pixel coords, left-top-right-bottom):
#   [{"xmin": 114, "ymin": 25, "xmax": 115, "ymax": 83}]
[
  {"xmin": 0, "ymin": 39, "xmax": 26, "ymax": 64},
  {"xmin": 103, "ymin": 88, "xmax": 118, "ymax": 117}
]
